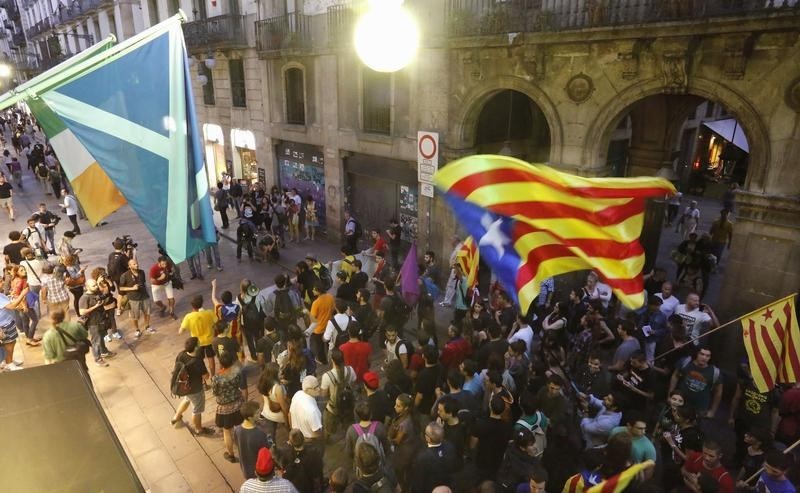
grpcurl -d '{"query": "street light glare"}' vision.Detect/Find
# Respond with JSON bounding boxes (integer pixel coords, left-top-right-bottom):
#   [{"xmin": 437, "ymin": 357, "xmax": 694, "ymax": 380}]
[
  {"xmin": 354, "ymin": 0, "xmax": 419, "ymax": 73},
  {"xmin": 0, "ymin": 64, "xmax": 12, "ymax": 78}
]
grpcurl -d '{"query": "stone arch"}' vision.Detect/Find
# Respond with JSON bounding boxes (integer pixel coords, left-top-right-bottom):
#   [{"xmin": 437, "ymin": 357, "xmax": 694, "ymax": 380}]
[
  {"xmin": 584, "ymin": 77, "xmax": 770, "ymax": 192},
  {"xmin": 449, "ymin": 76, "xmax": 563, "ymax": 164}
]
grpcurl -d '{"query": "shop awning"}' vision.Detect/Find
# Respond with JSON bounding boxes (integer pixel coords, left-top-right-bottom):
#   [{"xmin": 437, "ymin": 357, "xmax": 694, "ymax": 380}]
[{"xmin": 702, "ymin": 118, "xmax": 749, "ymax": 153}]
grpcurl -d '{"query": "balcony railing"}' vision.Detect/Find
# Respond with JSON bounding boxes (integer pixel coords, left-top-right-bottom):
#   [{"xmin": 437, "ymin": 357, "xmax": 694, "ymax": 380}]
[
  {"xmin": 26, "ymin": 18, "xmax": 51, "ymax": 38},
  {"xmin": 445, "ymin": 0, "xmax": 800, "ymax": 37},
  {"xmin": 327, "ymin": 3, "xmax": 354, "ymax": 47},
  {"xmin": 12, "ymin": 32, "xmax": 26, "ymax": 47},
  {"xmin": 256, "ymin": 12, "xmax": 311, "ymax": 53},
  {"xmin": 183, "ymin": 14, "xmax": 248, "ymax": 53}
]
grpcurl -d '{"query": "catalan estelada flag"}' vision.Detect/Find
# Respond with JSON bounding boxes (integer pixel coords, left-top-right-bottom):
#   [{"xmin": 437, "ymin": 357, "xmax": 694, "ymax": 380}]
[
  {"xmin": 434, "ymin": 155, "xmax": 675, "ymax": 313},
  {"xmin": 456, "ymin": 236, "xmax": 480, "ymax": 289},
  {"xmin": 0, "ymin": 14, "xmax": 216, "ymax": 263},
  {"xmin": 563, "ymin": 460, "xmax": 654, "ymax": 493},
  {"xmin": 741, "ymin": 293, "xmax": 800, "ymax": 392}
]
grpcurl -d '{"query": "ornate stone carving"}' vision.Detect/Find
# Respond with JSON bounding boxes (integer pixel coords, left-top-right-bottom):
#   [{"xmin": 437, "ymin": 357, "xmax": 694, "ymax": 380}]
[
  {"xmin": 722, "ymin": 35, "xmax": 751, "ymax": 80},
  {"xmin": 565, "ymin": 73, "xmax": 594, "ymax": 104},
  {"xmin": 618, "ymin": 51, "xmax": 639, "ymax": 80},
  {"xmin": 787, "ymin": 77, "xmax": 800, "ymax": 113},
  {"xmin": 662, "ymin": 51, "xmax": 688, "ymax": 94}
]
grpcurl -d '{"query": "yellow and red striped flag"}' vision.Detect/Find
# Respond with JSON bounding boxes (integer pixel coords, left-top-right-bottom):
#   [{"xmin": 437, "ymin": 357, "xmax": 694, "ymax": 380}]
[
  {"xmin": 456, "ymin": 236, "xmax": 480, "ymax": 289},
  {"xmin": 562, "ymin": 460, "xmax": 654, "ymax": 493},
  {"xmin": 741, "ymin": 294, "xmax": 800, "ymax": 392},
  {"xmin": 434, "ymin": 155, "xmax": 675, "ymax": 313}
]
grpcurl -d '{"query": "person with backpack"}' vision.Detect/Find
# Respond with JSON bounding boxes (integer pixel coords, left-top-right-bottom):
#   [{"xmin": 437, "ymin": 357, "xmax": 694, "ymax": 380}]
[
  {"xmin": 669, "ymin": 346, "xmax": 723, "ymax": 419},
  {"xmin": 343, "ymin": 210, "xmax": 361, "ymax": 255},
  {"xmin": 320, "ymin": 348, "xmax": 357, "ymax": 441},
  {"xmin": 236, "ymin": 210, "xmax": 257, "ymax": 262},
  {"xmin": 379, "ymin": 278, "xmax": 410, "ymax": 337},
  {"xmin": 265, "ymin": 274, "xmax": 301, "ymax": 338},
  {"xmin": 238, "ymin": 281, "xmax": 265, "ymax": 361},
  {"xmin": 305, "ymin": 254, "xmax": 333, "ymax": 293},
  {"xmin": 350, "ymin": 441, "xmax": 396, "ymax": 493},
  {"xmin": 384, "ymin": 326, "xmax": 412, "ymax": 369},
  {"xmin": 323, "ymin": 298, "xmax": 355, "ymax": 355},
  {"xmin": 276, "ymin": 429, "xmax": 324, "ymax": 493},
  {"xmin": 170, "ymin": 336, "xmax": 213, "ymax": 436},
  {"xmin": 41, "ymin": 308, "xmax": 88, "ymax": 368},
  {"xmin": 496, "ymin": 428, "xmax": 543, "ymax": 493},
  {"xmin": 345, "ymin": 401, "xmax": 390, "ymax": 469}
]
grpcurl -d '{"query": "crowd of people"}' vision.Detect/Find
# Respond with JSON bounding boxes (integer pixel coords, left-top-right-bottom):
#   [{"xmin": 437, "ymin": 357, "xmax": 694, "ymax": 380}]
[{"xmin": 0, "ymin": 109, "xmax": 797, "ymax": 493}]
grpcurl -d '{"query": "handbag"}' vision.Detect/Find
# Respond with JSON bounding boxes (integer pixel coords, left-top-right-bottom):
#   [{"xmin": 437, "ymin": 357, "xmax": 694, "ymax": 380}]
[
  {"xmin": 265, "ymin": 384, "xmax": 283, "ymax": 413},
  {"xmin": 65, "ymin": 272, "xmax": 86, "ymax": 287},
  {"xmin": 56, "ymin": 326, "xmax": 90, "ymax": 370}
]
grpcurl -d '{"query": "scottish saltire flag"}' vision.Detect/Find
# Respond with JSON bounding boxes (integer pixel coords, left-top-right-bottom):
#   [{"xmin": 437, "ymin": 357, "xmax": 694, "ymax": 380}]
[
  {"xmin": 434, "ymin": 155, "xmax": 675, "ymax": 314},
  {"xmin": 0, "ymin": 15, "xmax": 215, "ymax": 263}
]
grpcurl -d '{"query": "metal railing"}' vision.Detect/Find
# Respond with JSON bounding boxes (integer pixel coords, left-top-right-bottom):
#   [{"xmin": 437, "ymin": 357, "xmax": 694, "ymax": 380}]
[
  {"xmin": 327, "ymin": 3, "xmax": 354, "ymax": 47},
  {"xmin": 445, "ymin": 0, "xmax": 800, "ymax": 36},
  {"xmin": 51, "ymin": 0, "xmax": 112, "ymax": 26},
  {"xmin": 12, "ymin": 32, "xmax": 26, "ymax": 47},
  {"xmin": 26, "ymin": 18, "xmax": 51, "ymax": 38},
  {"xmin": 255, "ymin": 12, "xmax": 312, "ymax": 52},
  {"xmin": 183, "ymin": 14, "xmax": 248, "ymax": 52}
]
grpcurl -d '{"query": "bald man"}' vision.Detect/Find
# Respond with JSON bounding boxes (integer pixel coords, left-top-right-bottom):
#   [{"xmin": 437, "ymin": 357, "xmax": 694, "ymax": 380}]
[{"xmin": 411, "ymin": 422, "xmax": 460, "ymax": 493}]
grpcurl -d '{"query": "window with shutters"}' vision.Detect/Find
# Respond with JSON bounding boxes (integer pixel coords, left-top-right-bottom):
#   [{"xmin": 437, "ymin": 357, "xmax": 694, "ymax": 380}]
[
  {"xmin": 285, "ymin": 67, "xmax": 305, "ymax": 125},
  {"xmin": 362, "ymin": 68, "xmax": 391, "ymax": 135},
  {"xmin": 229, "ymin": 59, "xmax": 247, "ymax": 108}
]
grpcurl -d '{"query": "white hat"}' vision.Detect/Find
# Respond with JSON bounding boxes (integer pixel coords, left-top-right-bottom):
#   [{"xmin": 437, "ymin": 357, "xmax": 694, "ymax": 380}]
[{"xmin": 302, "ymin": 375, "xmax": 319, "ymax": 391}]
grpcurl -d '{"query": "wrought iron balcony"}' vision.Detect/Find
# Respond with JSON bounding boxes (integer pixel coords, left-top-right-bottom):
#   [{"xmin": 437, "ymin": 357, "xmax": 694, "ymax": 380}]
[
  {"xmin": 12, "ymin": 32, "xmax": 26, "ymax": 47},
  {"xmin": 26, "ymin": 18, "xmax": 51, "ymax": 38},
  {"xmin": 256, "ymin": 12, "xmax": 312, "ymax": 53},
  {"xmin": 445, "ymin": 0, "xmax": 800, "ymax": 37},
  {"xmin": 327, "ymin": 3, "xmax": 354, "ymax": 48},
  {"xmin": 183, "ymin": 14, "xmax": 248, "ymax": 53}
]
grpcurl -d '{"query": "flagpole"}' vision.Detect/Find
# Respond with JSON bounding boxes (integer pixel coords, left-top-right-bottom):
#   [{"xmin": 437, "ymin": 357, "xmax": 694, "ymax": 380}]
[
  {"xmin": 743, "ymin": 436, "xmax": 800, "ymax": 485},
  {"xmin": 653, "ymin": 293, "xmax": 798, "ymax": 362}
]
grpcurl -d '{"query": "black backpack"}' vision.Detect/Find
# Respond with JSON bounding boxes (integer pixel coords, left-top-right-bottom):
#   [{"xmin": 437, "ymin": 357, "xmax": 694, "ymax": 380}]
[
  {"xmin": 352, "ymin": 218, "xmax": 363, "ymax": 239},
  {"xmin": 331, "ymin": 316, "xmax": 352, "ymax": 349},
  {"xmin": 329, "ymin": 368, "xmax": 355, "ymax": 415},
  {"xmin": 107, "ymin": 251, "xmax": 128, "ymax": 280},
  {"xmin": 273, "ymin": 289, "xmax": 295, "ymax": 324},
  {"xmin": 394, "ymin": 338, "xmax": 414, "ymax": 367},
  {"xmin": 317, "ymin": 264, "xmax": 333, "ymax": 292},
  {"xmin": 241, "ymin": 295, "xmax": 265, "ymax": 330},
  {"xmin": 170, "ymin": 353, "xmax": 194, "ymax": 397},
  {"xmin": 387, "ymin": 293, "xmax": 411, "ymax": 328}
]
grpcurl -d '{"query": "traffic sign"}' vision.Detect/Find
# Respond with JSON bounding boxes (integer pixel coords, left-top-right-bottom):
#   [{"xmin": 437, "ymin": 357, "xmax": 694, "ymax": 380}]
[
  {"xmin": 420, "ymin": 183, "xmax": 434, "ymax": 197},
  {"xmin": 417, "ymin": 131, "xmax": 439, "ymax": 184}
]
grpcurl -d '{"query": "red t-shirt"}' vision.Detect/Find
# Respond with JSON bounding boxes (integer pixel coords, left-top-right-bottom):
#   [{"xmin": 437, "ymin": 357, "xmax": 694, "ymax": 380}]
[
  {"xmin": 681, "ymin": 451, "xmax": 734, "ymax": 493},
  {"xmin": 373, "ymin": 237, "xmax": 387, "ymax": 255},
  {"xmin": 149, "ymin": 263, "xmax": 170, "ymax": 285},
  {"xmin": 340, "ymin": 340, "xmax": 372, "ymax": 382}
]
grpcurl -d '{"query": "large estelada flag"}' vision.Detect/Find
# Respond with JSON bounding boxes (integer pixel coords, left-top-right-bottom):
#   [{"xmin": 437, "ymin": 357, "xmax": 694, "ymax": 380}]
[
  {"xmin": 563, "ymin": 460, "xmax": 653, "ymax": 493},
  {"xmin": 0, "ymin": 14, "xmax": 215, "ymax": 263},
  {"xmin": 742, "ymin": 293, "xmax": 800, "ymax": 392},
  {"xmin": 456, "ymin": 236, "xmax": 480, "ymax": 289},
  {"xmin": 434, "ymin": 155, "xmax": 675, "ymax": 313}
]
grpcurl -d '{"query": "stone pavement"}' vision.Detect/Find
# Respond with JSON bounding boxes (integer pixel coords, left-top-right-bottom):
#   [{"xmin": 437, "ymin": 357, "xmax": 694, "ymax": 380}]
[{"xmin": 1, "ymin": 133, "xmax": 736, "ymax": 491}]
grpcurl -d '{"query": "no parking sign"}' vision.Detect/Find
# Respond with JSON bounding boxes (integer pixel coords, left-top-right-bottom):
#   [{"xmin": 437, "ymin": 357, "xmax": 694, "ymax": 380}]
[{"xmin": 417, "ymin": 131, "xmax": 439, "ymax": 186}]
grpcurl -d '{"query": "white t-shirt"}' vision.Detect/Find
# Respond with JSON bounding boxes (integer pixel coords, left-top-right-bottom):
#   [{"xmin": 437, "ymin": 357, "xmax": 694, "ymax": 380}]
[
  {"xmin": 289, "ymin": 390, "xmax": 322, "ymax": 439},
  {"xmin": 320, "ymin": 366, "xmax": 356, "ymax": 413},
  {"xmin": 323, "ymin": 313, "xmax": 353, "ymax": 352},
  {"xmin": 674, "ymin": 304, "xmax": 712, "ymax": 343},
  {"xmin": 62, "ymin": 194, "xmax": 78, "ymax": 216},
  {"xmin": 385, "ymin": 339, "xmax": 408, "ymax": 362},
  {"xmin": 508, "ymin": 325, "xmax": 534, "ymax": 354},
  {"xmin": 656, "ymin": 293, "xmax": 680, "ymax": 318}
]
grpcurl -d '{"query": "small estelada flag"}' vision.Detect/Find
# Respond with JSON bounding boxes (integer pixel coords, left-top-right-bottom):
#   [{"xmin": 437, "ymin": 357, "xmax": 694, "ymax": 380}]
[{"xmin": 741, "ymin": 293, "xmax": 800, "ymax": 392}]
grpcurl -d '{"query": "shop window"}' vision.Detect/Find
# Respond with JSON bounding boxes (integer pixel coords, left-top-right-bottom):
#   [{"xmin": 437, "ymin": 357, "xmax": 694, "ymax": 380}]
[
  {"xmin": 362, "ymin": 68, "xmax": 391, "ymax": 135},
  {"xmin": 285, "ymin": 67, "xmax": 305, "ymax": 125},
  {"xmin": 201, "ymin": 64, "xmax": 215, "ymax": 106},
  {"xmin": 230, "ymin": 59, "xmax": 247, "ymax": 108}
]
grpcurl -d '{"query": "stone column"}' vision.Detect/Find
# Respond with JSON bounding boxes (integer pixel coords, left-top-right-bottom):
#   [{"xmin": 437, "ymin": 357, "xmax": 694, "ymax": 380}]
[{"xmin": 323, "ymin": 148, "xmax": 346, "ymax": 244}]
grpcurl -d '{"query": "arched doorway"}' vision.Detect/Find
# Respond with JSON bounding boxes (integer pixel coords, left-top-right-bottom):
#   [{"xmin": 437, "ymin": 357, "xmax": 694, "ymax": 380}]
[
  {"xmin": 605, "ymin": 94, "xmax": 750, "ymax": 198},
  {"xmin": 474, "ymin": 89, "xmax": 551, "ymax": 162}
]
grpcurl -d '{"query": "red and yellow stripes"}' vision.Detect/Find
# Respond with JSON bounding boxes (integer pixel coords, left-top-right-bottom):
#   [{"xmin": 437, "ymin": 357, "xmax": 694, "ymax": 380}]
[
  {"xmin": 562, "ymin": 461, "xmax": 654, "ymax": 493},
  {"xmin": 456, "ymin": 236, "xmax": 480, "ymax": 288},
  {"xmin": 435, "ymin": 155, "xmax": 675, "ymax": 310},
  {"xmin": 742, "ymin": 294, "xmax": 800, "ymax": 392}
]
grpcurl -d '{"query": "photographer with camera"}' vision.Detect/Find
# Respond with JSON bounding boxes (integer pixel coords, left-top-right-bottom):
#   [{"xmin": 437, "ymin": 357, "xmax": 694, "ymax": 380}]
[{"xmin": 107, "ymin": 238, "xmax": 131, "ymax": 288}]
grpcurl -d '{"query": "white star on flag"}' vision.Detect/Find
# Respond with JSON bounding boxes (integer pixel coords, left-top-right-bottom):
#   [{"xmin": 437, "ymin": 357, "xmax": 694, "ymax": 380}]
[{"xmin": 479, "ymin": 213, "xmax": 509, "ymax": 258}]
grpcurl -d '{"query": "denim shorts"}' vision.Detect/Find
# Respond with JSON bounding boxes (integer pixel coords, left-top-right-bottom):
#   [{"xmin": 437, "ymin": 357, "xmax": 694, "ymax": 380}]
[{"xmin": 183, "ymin": 390, "xmax": 205, "ymax": 415}]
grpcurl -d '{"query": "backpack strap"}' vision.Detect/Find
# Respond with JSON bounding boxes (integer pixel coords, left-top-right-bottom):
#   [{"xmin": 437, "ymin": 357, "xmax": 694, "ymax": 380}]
[
  {"xmin": 331, "ymin": 316, "xmax": 342, "ymax": 334},
  {"xmin": 368, "ymin": 421, "xmax": 378, "ymax": 435},
  {"xmin": 354, "ymin": 423, "xmax": 365, "ymax": 437}
]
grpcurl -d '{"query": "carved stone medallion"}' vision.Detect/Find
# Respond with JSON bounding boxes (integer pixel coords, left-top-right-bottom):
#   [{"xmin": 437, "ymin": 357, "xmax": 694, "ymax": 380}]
[{"xmin": 565, "ymin": 73, "xmax": 594, "ymax": 104}]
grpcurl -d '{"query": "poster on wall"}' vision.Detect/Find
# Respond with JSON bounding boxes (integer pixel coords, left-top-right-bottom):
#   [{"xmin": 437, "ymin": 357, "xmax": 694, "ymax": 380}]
[
  {"xmin": 399, "ymin": 185, "xmax": 418, "ymax": 242},
  {"xmin": 278, "ymin": 143, "xmax": 327, "ymax": 229}
]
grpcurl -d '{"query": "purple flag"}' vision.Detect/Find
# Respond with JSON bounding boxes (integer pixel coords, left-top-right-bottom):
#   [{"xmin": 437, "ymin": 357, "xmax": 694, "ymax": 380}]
[{"xmin": 399, "ymin": 242, "xmax": 420, "ymax": 305}]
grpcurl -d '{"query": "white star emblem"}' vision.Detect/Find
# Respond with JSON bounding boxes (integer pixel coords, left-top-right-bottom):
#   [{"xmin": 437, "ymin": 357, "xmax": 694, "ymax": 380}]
[{"xmin": 479, "ymin": 214, "xmax": 509, "ymax": 257}]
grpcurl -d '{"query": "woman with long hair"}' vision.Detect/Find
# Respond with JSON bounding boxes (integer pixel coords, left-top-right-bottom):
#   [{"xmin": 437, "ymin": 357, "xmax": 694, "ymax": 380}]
[
  {"xmin": 277, "ymin": 329, "xmax": 315, "ymax": 398},
  {"xmin": 62, "ymin": 254, "xmax": 86, "ymax": 316},
  {"xmin": 9, "ymin": 264, "xmax": 37, "ymax": 346},
  {"xmin": 257, "ymin": 362, "xmax": 290, "ymax": 438},
  {"xmin": 388, "ymin": 393, "xmax": 419, "ymax": 491},
  {"xmin": 212, "ymin": 351, "xmax": 247, "ymax": 463}
]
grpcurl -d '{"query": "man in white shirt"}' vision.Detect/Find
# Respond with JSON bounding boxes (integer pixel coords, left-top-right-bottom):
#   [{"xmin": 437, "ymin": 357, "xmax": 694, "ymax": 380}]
[
  {"xmin": 60, "ymin": 188, "xmax": 80, "ymax": 235},
  {"xmin": 323, "ymin": 299, "xmax": 354, "ymax": 354},
  {"xmin": 289, "ymin": 375, "xmax": 323, "ymax": 449},
  {"xmin": 655, "ymin": 281, "xmax": 680, "ymax": 318},
  {"xmin": 508, "ymin": 312, "xmax": 535, "ymax": 356},
  {"xmin": 674, "ymin": 293, "xmax": 719, "ymax": 344},
  {"xmin": 384, "ymin": 326, "xmax": 410, "ymax": 368}
]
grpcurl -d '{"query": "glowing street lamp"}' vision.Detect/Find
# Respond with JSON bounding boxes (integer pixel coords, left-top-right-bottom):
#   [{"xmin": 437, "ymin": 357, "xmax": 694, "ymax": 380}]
[
  {"xmin": 0, "ymin": 64, "xmax": 12, "ymax": 78},
  {"xmin": 354, "ymin": 0, "xmax": 419, "ymax": 73}
]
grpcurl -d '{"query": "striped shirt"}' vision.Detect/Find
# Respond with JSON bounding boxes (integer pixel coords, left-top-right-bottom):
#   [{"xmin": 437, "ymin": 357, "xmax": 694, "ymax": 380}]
[
  {"xmin": 42, "ymin": 274, "xmax": 70, "ymax": 303},
  {"xmin": 537, "ymin": 277, "xmax": 555, "ymax": 306},
  {"xmin": 239, "ymin": 477, "xmax": 299, "ymax": 493}
]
